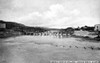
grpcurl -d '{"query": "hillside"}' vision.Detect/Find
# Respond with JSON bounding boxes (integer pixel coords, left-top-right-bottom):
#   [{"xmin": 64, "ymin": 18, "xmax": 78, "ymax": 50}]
[{"xmin": 0, "ymin": 20, "xmax": 25, "ymax": 29}]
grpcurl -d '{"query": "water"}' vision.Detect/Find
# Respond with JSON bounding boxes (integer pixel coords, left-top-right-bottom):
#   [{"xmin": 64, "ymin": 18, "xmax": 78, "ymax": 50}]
[{"xmin": 0, "ymin": 36, "xmax": 100, "ymax": 63}]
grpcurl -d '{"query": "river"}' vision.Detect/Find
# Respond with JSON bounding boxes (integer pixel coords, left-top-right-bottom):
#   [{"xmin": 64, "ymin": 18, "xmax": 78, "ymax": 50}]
[{"xmin": 0, "ymin": 36, "xmax": 100, "ymax": 63}]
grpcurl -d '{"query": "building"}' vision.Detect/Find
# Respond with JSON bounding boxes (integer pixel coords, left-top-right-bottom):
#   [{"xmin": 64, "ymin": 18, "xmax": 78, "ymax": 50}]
[
  {"xmin": 0, "ymin": 23, "xmax": 6, "ymax": 28},
  {"xmin": 94, "ymin": 24, "xmax": 100, "ymax": 37},
  {"xmin": 0, "ymin": 23, "xmax": 6, "ymax": 31},
  {"xmin": 94, "ymin": 24, "xmax": 100, "ymax": 31}
]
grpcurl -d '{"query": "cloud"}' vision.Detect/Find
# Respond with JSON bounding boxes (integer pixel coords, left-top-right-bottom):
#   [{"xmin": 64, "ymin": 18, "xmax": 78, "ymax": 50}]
[
  {"xmin": 0, "ymin": 0, "xmax": 13, "ymax": 9},
  {"xmin": 18, "ymin": 4, "xmax": 81, "ymax": 28},
  {"xmin": 0, "ymin": 0, "xmax": 99, "ymax": 28}
]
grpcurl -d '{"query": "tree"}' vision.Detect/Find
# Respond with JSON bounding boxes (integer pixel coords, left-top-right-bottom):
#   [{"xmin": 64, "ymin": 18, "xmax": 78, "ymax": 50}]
[{"xmin": 65, "ymin": 27, "xmax": 74, "ymax": 36}]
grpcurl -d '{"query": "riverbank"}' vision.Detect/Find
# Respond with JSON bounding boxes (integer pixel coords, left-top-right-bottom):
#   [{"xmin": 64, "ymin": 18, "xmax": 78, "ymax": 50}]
[{"xmin": 0, "ymin": 31, "xmax": 22, "ymax": 38}]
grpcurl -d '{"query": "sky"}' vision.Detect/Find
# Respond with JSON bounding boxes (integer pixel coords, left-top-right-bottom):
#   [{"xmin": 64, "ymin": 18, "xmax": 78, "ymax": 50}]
[{"xmin": 0, "ymin": 0, "xmax": 100, "ymax": 28}]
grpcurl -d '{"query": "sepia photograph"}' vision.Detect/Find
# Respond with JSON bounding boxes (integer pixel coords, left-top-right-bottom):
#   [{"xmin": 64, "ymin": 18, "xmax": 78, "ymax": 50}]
[{"xmin": 0, "ymin": 0, "xmax": 100, "ymax": 63}]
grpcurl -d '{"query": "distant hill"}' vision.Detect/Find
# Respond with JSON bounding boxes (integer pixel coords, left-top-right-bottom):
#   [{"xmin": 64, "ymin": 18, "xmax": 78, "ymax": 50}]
[
  {"xmin": 0, "ymin": 20, "xmax": 48, "ymax": 32},
  {"xmin": 0, "ymin": 20, "xmax": 95, "ymax": 33},
  {"xmin": 0, "ymin": 20, "xmax": 25, "ymax": 29}
]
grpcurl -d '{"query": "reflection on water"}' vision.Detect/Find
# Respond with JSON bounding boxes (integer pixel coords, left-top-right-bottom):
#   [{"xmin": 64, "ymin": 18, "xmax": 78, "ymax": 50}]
[
  {"xmin": 0, "ymin": 33, "xmax": 72, "ymax": 41},
  {"xmin": 22, "ymin": 30, "xmax": 73, "ymax": 39},
  {"xmin": 23, "ymin": 32, "xmax": 72, "ymax": 39}
]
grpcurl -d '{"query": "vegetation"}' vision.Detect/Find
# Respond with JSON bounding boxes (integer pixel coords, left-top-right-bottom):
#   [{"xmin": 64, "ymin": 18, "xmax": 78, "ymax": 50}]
[
  {"xmin": 0, "ymin": 20, "xmax": 47, "ymax": 38},
  {"xmin": 0, "ymin": 20, "xmax": 99, "ymax": 41}
]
